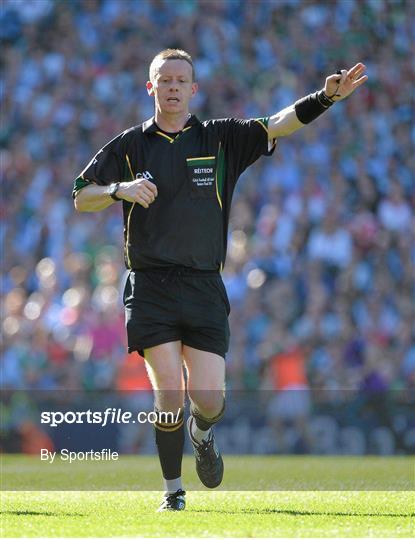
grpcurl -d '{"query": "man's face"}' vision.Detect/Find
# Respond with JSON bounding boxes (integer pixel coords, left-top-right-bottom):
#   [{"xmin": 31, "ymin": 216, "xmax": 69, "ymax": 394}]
[{"xmin": 147, "ymin": 59, "xmax": 198, "ymax": 115}]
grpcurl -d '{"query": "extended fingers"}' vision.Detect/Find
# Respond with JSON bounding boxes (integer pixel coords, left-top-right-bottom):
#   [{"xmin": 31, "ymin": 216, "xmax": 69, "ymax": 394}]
[
  {"xmin": 347, "ymin": 63, "xmax": 366, "ymax": 80},
  {"xmin": 352, "ymin": 74, "xmax": 368, "ymax": 89},
  {"xmin": 325, "ymin": 63, "xmax": 367, "ymax": 100},
  {"xmin": 347, "ymin": 63, "xmax": 368, "ymax": 90}
]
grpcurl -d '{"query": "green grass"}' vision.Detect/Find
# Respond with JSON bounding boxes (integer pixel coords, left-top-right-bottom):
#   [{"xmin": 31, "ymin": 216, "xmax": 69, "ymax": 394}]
[
  {"xmin": 1, "ymin": 490, "xmax": 414, "ymax": 537},
  {"xmin": 1, "ymin": 456, "xmax": 414, "ymax": 537},
  {"xmin": 2, "ymin": 455, "xmax": 413, "ymax": 490}
]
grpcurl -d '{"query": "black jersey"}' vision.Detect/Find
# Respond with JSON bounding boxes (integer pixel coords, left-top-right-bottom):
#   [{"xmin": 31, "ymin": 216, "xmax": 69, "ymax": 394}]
[{"xmin": 73, "ymin": 115, "xmax": 276, "ymax": 270}]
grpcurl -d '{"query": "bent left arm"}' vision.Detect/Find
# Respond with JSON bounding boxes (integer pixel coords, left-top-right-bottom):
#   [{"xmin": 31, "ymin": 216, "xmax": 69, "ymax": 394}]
[{"xmin": 268, "ymin": 63, "xmax": 368, "ymax": 140}]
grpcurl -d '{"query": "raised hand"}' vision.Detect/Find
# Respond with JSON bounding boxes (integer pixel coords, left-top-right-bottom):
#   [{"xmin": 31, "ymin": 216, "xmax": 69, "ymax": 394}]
[{"xmin": 324, "ymin": 63, "xmax": 368, "ymax": 101}]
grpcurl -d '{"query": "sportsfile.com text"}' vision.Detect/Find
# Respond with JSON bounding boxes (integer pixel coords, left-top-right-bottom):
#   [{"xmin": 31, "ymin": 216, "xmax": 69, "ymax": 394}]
[{"xmin": 40, "ymin": 408, "xmax": 181, "ymax": 428}]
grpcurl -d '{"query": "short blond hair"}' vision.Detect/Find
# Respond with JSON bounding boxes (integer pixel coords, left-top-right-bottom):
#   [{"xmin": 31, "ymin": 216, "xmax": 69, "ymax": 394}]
[{"xmin": 149, "ymin": 49, "xmax": 195, "ymax": 82}]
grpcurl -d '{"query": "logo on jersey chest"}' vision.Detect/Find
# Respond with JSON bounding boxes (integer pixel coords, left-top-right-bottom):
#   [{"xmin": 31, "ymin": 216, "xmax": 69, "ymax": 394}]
[
  {"xmin": 186, "ymin": 156, "xmax": 216, "ymax": 198},
  {"xmin": 136, "ymin": 170, "xmax": 153, "ymax": 180}
]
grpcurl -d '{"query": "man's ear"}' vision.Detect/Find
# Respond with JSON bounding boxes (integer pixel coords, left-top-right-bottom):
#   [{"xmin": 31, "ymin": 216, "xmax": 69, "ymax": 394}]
[
  {"xmin": 146, "ymin": 81, "xmax": 154, "ymax": 96},
  {"xmin": 191, "ymin": 82, "xmax": 199, "ymax": 97}
]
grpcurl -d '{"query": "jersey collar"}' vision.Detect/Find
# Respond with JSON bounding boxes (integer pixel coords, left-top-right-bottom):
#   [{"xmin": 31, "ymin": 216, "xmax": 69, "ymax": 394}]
[{"xmin": 142, "ymin": 114, "xmax": 200, "ymax": 134}]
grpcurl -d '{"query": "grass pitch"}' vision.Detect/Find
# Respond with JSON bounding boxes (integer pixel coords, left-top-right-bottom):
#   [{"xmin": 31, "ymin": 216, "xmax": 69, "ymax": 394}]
[
  {"xmin": 1, "ymin": 455, "xmax": 414, "ymax": 537},
  {"xmin": 2, "ymin": 490, "xmax": 414, "ymax": 537},
  {"xmin": 2, "ymin": 455, "xmax": 412, "ymax": 490}
]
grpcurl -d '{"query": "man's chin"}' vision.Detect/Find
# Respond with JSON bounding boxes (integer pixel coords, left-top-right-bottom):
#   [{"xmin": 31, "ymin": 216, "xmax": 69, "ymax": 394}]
[{"xmin": 161, "ymin": 104, "xmax": 186, "ymax": 114}]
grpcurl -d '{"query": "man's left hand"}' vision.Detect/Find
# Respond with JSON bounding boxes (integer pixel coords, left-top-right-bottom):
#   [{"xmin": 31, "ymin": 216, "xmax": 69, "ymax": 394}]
[{"xmin": 324, "ymin": 63, "xmax": 368, "ymax": 101}]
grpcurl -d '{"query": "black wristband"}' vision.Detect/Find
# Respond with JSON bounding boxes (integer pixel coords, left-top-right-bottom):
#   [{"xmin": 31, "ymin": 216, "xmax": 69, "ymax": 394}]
[
  {"xmin": 109, "ymin": 182, "xmax": 122, "ymax": 201},
  {"xmin": 294, "ymin": 90, "xmax": 334, "ymax": 125}
]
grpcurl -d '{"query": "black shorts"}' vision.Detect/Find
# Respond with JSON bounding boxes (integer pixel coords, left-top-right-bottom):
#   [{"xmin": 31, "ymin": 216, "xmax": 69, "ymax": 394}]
[{"xmin": 123, "ymin": 267, "xmax": 231, "ymax": 359}]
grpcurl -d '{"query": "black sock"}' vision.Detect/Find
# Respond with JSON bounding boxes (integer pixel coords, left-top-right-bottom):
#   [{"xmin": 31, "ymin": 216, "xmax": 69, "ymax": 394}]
[{"xmin": 154, "ymin": 409, "xmax": 184, "ymax": 480}]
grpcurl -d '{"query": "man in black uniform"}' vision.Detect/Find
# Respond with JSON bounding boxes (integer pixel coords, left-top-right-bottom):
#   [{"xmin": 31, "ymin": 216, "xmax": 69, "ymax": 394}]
[{"xmin": 73, "ymin": 49, "xmax": 367, "ymax": 511}]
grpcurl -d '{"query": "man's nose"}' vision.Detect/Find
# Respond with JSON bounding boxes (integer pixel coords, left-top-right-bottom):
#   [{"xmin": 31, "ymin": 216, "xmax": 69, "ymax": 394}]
[{"xmin": 168, "ymin": 82, "xmax": 179, "ymax": 91}]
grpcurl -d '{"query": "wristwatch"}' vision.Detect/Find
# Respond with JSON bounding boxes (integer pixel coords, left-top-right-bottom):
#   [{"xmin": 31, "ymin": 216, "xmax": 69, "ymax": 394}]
[{"xmin": 109, "ymin": 182, "xmax": 122, "ymax": 201}]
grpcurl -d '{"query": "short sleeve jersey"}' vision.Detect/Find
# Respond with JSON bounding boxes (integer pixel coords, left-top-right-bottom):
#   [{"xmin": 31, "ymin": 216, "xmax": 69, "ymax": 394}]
[{"xmin": 73, "ymin": 115, "xmax": 276, "ymax": 271}]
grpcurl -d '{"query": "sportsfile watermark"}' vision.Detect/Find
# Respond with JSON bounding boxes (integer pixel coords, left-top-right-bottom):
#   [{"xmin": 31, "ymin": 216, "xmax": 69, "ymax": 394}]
[
  {"xmin": 40, "ymin": 448, "xmax": 119, "ymax": 464},
  {"xmin": 40, "ymin": 408, "xmax": 181, "ymax": 428},
  {"xmin": 2, "ymin": 389, "xmax": 413, "ymax": 491}
]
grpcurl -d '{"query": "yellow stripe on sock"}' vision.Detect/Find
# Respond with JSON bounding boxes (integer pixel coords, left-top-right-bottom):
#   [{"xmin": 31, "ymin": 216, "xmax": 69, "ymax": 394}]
[{"xmin": 155, "ymin": 418, "xmax": 184, "ymax": 432}]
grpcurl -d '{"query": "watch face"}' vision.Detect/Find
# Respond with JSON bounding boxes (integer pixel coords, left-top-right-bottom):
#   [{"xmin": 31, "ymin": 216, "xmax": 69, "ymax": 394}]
[{"xmin": 110, "ymin": 183, "xmax": 120, "ymax": 199}]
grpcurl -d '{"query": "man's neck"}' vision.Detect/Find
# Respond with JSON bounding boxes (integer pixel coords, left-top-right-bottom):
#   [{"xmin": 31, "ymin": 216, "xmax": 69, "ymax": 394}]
[{"xmin": 154, "ymin": 111, "xmax": 191, "ymax": 133}]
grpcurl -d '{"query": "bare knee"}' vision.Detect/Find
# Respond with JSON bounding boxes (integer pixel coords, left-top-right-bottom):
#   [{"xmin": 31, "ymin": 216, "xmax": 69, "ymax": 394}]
[
  {"xmin": 188, "ymin": 389, "xmax": 224, "ymax": 418},
  {"xmin": 144, "ymin": 342, "xmax": 185, "ymax": 411},
  {"xmin": 149, "ymin": 370, "xmax": 184, "ymax": 411}
]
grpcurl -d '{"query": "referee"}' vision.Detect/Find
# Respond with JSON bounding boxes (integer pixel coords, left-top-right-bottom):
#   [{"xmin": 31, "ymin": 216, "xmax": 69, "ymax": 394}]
[{"xmin": 73, "ymin": 49, "xmax": 367, "ymax": 511}]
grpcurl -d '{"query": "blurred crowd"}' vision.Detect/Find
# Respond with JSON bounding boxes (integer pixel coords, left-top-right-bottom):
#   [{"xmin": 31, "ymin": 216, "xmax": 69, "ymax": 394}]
[{"xmin": 2, "ymin": 0, "xmax": 414, "ymax": 422}]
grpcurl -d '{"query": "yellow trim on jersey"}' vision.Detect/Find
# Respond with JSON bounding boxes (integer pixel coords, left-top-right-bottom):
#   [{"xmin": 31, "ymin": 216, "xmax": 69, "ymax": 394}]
[
  {"xmin": 215, "ymin": 148, "xmax": 223, "ymax": 211},
  {"xmin": 126, "ymin": 153, "xmax": 134, "ymax": 179},
  {"xmin": 186, "ymin": 156, "xmax": 216, "ymax": 162},
  {"xmin": 125, "ymin": 203, "xmax": 135, "ymax": 269},
  {"xmin": 156, "ymin": 131, "xmax": 175, "ymax": 143},
  {"xmin": 215, "ymin": 169, "xmax": 222, "ymax": 210},
  {"xmin": 254, "ymin": 119, "xmax": 268, "ymax": 135},
  {"xmin": 156, "ymin": 127, "xmax": 192, "ymax": 143},
  {"xmin": 125, "ymin": 153, "xmax": 135, "ymax": 269}
]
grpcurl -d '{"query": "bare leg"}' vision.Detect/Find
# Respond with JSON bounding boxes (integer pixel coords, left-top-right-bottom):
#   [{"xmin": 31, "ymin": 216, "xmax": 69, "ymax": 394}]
[
  {"xmin": 144, "ymin": 340, "xmax": 185, "ymax": 412},
  {"xmin": 182, "ymin": 345, "xmax": 225, "ymax": 418}
]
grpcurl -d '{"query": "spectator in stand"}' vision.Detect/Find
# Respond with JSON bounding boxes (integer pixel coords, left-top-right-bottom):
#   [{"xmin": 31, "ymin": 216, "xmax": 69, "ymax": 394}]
[
  {"xmin": 264, "ymin": 328, "xmax": 311, "ymax": 453},
  {"xmin": 378, "ymin": 181, "xmax": 413, "ymax": 233},
  {"xmin": 307, "ymin": 210, "xmax": 352, "ymax": 270}
]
